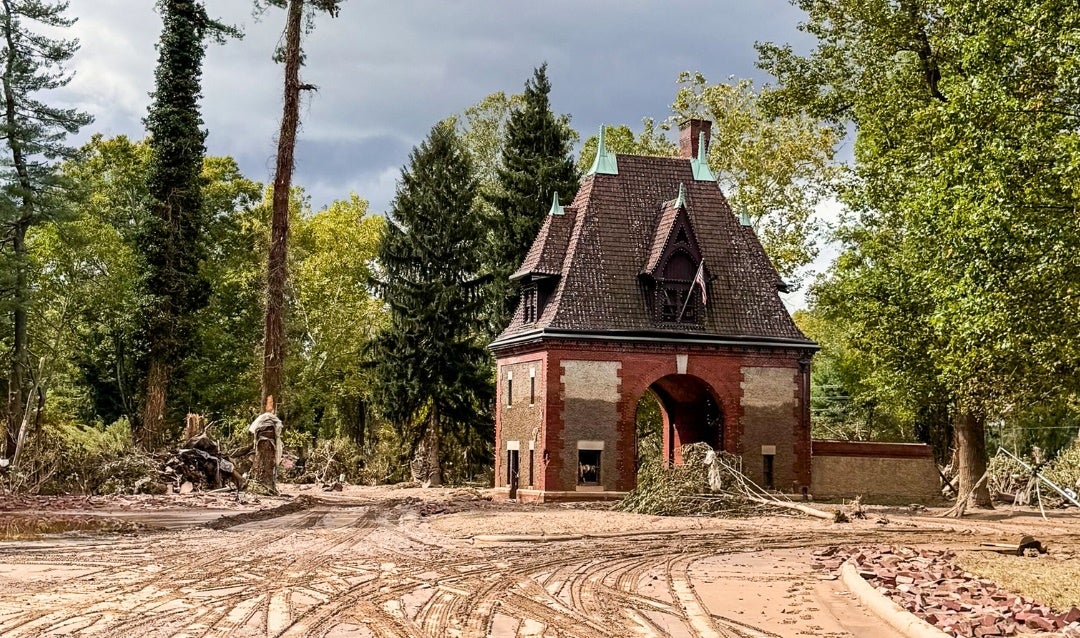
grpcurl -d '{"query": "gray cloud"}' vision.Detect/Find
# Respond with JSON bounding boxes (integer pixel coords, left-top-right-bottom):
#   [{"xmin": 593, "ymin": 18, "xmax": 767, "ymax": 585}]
[{"xmin": 62, "ymin": 0, "xmax": 814, "ymax": 215}]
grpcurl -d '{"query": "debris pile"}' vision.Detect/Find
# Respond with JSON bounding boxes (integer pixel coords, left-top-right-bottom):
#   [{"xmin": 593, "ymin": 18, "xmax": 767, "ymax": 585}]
[
  {"xmin": 815, "ymin": 545, "xmax": 1080, "ymax": 636},
  {"xmin": 161, "ymin": 432, "xmax": 245, "ymax": 494},
  {"xmin": 617, "ymin": 443, "xmax": 806, "ymax": 517}
]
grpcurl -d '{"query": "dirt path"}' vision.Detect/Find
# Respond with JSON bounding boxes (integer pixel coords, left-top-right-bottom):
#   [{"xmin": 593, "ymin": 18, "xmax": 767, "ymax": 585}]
[{"xmin": 0, "ymin": 488, "xmax": 1074, "ymax": 637}]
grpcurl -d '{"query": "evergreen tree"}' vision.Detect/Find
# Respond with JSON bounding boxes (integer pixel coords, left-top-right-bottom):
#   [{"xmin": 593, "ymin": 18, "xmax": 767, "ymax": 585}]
[
  {"xmin": 488, "ymin": 63, "xmax": 579, "ymax": 334},
  {"xmin": 373, "ymin": 121, "xmax": 493, "ymax": 486},
  {"xmin": 137, "ymin": 0, "xmax": 235, "ymax": 448},
  {"xmin": 0, "ymin": 0, "xmax": 92, "ymax": 460}
]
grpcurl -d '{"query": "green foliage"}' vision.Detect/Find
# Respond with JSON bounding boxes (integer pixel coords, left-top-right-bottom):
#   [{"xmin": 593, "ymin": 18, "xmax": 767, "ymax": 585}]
[
  {"xmin": 7, "ymin": 418, "xmax": 161, "ymax": 495},
  {"xmin": 487, "ymin": 64, "xmax": 580, "ymax": 334},
  {"xmin": 284, "ymin": 194, "xmax": 386, "ymax": 442},
  {"xmin": 635, "ymin": 391, "xmax": 664, "ymax": 467},
  {"xmin": 1045, "ymin": 437, "xmax": 1080, "ymax": 495},
  {"xmin": 762, "ymin": 0, "xmax": 1080, "ymax": 474},
  {"xmin": 0, "ymin": 0, "xmax": 93, "ymax": 202},
  {"xmin": 137, "ymin": 0, "xmax": 216, "ymax": 444},
  {"xmin": 671, "ymin": 74, "xmax": 841, "ymax": 283},
  {"xmin": 0, "ymin": 0, "xmax": 93, "ymax": 454},
  {"xmin": 39, "ymin": 137, "xmax": 262, "ymax": 433},
  {"xmin": 576, "ymin": 119, "xmax": 676, "ymax": 173},
  {"xmin": 172, "ymin": 157, "xmax": 263, "ymax": 421},
  {"xmin": 372, "ymin": 121, "xmax": 493, "ymax": 471},
  {"xmin": 795, "ymin": 308, "xmax": 914, "ymax": 443}
]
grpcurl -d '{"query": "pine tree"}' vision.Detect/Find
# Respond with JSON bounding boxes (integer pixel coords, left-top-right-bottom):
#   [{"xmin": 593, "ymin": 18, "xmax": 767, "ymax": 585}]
[
  {"xmin": 0, "ymin": 0, "xmax": 92, "ymax": 460},
  {"xmin": 137, "ymin": 0, "xmax": 229, "ymax": 449},
  {"xmin": 488, "ymin": 63, "xmax": 579, "ymax": 333},
  {"xmin": 373, "ymin": 121, "xmax": 493, "ymax": 486}
]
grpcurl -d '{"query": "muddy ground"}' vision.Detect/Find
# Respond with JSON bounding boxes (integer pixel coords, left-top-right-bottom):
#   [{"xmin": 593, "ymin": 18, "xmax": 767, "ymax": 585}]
[{"xmin": 0, "ymin": 486, "xmax": 1076, "ymax": 638}]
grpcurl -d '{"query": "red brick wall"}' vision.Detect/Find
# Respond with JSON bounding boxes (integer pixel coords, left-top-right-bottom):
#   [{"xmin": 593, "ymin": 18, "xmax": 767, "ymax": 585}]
[{"xmin": 495, "ymin": 339, "xmax": 811, "ymax": 496}]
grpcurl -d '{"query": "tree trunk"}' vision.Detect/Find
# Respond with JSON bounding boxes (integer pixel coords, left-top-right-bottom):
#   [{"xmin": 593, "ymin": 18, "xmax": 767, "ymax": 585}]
[
  {"xmin": 954, "ymin": 409, "xmax": 992, "ymax": 509},
  {"xmin": 251, "ymin": 413, "xmax": 281, "ymax": 494},
  {"xmin": 418, "ymin": 407, "xmax": 442, "ymax": 486},
  {"xmin": 138, "ymin": 357, "xmax": 169, "ymax": 449},
  {"xmin": 256, "ymin": 0, "xmax": 304, "ymax": 491},
  {"xmin": 2, "ymin": 6, "xmax": 33, "ymax": 459},
  {"xmin": 261, "ymin": 0, "xmax": 303, "ymax": 408}
]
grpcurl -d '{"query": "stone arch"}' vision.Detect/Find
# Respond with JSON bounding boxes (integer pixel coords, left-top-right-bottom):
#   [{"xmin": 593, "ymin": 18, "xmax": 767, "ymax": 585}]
[{"xmin": 639, "ymin": 373, "xmax": 724, "ymax": 468}]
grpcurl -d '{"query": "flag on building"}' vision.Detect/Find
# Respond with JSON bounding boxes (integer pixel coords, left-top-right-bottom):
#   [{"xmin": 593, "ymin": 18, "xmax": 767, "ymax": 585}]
[{"xmin": 693, "ymin": 260, "xmax": 707, "ymax": 305}]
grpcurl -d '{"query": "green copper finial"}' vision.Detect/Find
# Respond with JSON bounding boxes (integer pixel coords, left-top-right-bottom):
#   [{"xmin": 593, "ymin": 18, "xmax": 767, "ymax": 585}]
[
  {"xmin": 739, "ymin": 205, "xmax": 752, "ymax": 226},
  {"xmin": 675, "ymin": 182, "xmax": 687, "ymax": 209},
  {"xmin": 549, "ymin": 191, "xmax": 565, "ymax": 216},
  {"xmin": 691, "ymin": 131, "xmax": 716, "ymax": 182},
  {"xmin": 587, "ymin": 125, "xmax": 619, "ymax": 175}
]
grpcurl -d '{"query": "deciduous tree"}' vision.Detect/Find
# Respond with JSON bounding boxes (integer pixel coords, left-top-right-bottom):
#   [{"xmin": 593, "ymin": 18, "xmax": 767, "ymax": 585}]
[{"xmin": 760, "ymin": 0, "xmax": 1080, "ymax": 509}]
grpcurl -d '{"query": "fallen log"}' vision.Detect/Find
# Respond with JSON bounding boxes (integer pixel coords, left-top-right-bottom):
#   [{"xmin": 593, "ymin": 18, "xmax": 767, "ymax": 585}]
[{"xmin": 748, "ymin": 496, "xmax": 834, "ymax": 520}]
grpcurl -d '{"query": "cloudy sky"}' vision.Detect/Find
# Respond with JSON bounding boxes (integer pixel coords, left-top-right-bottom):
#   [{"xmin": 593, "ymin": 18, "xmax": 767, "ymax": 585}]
[
  {"xmin": 61, "ymin": 1, "xmax": 826, "ymax": 303},
  {"xmin": 63, "ymin": 1, "xmax": 817, "ymax": 209}
]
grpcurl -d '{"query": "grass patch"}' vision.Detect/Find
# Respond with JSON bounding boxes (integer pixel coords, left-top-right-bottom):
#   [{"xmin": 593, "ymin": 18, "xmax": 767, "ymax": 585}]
[{"xmin": 955, "ymin": 551, "xmax": 1080, "ymax": 612}]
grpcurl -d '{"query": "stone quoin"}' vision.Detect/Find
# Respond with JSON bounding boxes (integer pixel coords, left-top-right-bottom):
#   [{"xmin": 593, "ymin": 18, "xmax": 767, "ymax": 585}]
[{"xmin": 489, "ymin": 119, "xmax": 819, "ymax": 502}]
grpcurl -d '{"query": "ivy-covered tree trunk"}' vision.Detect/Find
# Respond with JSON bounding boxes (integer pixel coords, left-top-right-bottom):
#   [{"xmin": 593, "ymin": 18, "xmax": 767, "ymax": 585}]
[
  {"xmin": 137, "ymin": 0, "xmax": 212, "ymax": 449},
  {"xmin": 955, "ymin": 410, "xmax": 992, "ymax": 509}
]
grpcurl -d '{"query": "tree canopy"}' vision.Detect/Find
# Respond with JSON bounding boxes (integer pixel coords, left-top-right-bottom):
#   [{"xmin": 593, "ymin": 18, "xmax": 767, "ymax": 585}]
[{"xmin": 760, "ymin": 0, "xmax": 1080, "ymax": 506}]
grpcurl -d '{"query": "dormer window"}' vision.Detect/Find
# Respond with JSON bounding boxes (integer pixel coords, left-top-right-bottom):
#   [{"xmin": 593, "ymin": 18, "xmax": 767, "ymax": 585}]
[
  {"xmin": 656, "ymin": 249, "xmax": 702, "ymax": 325},
  {"xmin": 522, "ymin": 284, "xmax": 538, "ymax": 324}
]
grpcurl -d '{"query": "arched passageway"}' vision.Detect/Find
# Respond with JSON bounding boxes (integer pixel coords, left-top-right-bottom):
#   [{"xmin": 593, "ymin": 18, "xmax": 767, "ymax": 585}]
[{"xmin": 636, "ymin": 374, "xmax": 723, "ymax": 468}]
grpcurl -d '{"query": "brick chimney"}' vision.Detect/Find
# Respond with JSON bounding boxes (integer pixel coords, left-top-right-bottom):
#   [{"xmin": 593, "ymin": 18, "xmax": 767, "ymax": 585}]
[{"xmin": 679, "ymin": 119, "xmax": 712, "ymax": 159}]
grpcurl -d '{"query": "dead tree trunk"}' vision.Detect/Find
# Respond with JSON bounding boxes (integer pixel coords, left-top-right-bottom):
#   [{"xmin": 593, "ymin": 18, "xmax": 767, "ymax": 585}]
[
  {"xmin": 955, "ymin": 409, "xmax": 992, "ymax": 509},
  {"xmin": 261, "ymin": 0, "xmax": 303, "ymax": 409},
  {"xmin": 257, "ymin": 0, "xmax": 305, "ymax": 489}
]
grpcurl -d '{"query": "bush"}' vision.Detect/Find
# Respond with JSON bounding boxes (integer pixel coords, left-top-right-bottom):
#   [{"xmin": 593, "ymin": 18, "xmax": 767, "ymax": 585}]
[
  {"xmin": 5, "ymin": 419, "xmax": 163, "ymax": 495},
  {"xmin": 1045, "ymin": 439, "xmax": 1080, "ymax": 495}
]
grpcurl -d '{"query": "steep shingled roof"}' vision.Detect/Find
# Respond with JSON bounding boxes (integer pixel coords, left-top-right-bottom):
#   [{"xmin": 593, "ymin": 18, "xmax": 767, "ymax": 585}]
[{"xmin": 493, "ymin": 153, "xmax": 812, "ymax": 347}]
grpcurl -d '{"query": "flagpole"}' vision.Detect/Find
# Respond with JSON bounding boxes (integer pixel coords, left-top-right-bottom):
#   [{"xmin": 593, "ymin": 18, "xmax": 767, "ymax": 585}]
[
  {"xmin": 677, "ymin": 260, "xmax": 704, "ymax": 322},
  {"xmin": 676, "ymin": 286, "xmax": 694, "ymax": 322}
]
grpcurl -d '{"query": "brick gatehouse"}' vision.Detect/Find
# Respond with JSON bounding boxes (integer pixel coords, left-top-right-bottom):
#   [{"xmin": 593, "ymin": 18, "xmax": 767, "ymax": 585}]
[{"xmin": 489, "ymin": 119, "xmax": 818, "ymax": 502}]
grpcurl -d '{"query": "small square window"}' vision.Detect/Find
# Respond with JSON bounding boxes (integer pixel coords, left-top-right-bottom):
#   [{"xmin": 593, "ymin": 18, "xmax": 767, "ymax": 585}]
[{"xmin": 578, "ymin": 450, "xmax": 601, "ymax": 485}]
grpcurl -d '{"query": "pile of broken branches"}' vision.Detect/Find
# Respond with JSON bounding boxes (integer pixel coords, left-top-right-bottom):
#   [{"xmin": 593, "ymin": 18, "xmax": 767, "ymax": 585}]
[
  {"xmin": 161, "ymin": 432, "xmax": 245, "ymax": 494},
  {"xmin": 617, "ymin": 443, "xmax": 832, "ymax": 519}
]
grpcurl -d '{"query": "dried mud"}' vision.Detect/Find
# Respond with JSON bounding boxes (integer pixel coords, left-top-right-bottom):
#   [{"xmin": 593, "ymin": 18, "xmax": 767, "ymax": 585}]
[{"xmin": 0, "ymin": 486, "xmax": 1075, "ymax": 638}]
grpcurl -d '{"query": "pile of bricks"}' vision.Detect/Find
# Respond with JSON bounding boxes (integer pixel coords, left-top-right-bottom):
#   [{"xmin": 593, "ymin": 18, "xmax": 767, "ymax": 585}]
[{"xmin": 814, "ymin": 546, "xmax": 1080, "ymax": 636}]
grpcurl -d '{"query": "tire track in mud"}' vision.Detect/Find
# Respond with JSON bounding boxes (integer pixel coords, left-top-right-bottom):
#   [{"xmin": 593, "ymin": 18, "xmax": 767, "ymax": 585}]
[
  {"xmin": 0, "ymin": 504, "xmax": 383, "ymax": 637},
  {"xmin": 1, "ymin": 499, "xmax": 1010, "ymax": 638}
]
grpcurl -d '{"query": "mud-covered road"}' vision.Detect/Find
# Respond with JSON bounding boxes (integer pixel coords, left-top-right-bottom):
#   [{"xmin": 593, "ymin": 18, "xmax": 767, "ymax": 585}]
[{"xmin": 0, "ymin": 488, "xmax": 1075, "ymax": 638}]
